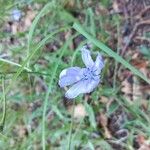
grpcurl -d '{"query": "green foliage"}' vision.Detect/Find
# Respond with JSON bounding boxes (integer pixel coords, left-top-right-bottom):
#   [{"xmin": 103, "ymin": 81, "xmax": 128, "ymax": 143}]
[
  {"xmin": 73, "ymin": 22, "xmax": 150, "ymax": 84},
  {"xmin": 0, "ymin": 0, "xmax": 149, "ymax": 150}
]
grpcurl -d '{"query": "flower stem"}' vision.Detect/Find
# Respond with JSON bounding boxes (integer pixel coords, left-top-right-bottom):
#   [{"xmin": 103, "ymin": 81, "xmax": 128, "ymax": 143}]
[
  {"xmin": 0, "ymin": 75, "xmax": 6, "ymax": 132},
  {"xmin": 0, "ymin": 71, "xmax": 51, "ymax": 77},
  {"xmin": 68, "ymin": 100, "xmax": 75, "ymax": 150}
]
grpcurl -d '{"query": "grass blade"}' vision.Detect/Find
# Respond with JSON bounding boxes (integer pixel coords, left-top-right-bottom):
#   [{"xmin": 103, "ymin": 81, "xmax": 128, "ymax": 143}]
[
  {"xmin": 0, "ymin": 58, "xmax": 31, "ymax": 72},
  {"xmin": 73, "ymin": 23, "xmax": 150, "ymax": 84},
  {"xmin": 0, "ymin": 76, "xmax": 6, "ymax": 132},
  {"xmin": 27, "ymin": 2, "xmax": 54, "ymax": 68},
  {"xmin": 42, "ymin": 34, "xmax": 76, "ymax": 150},
  {"xmin": 85, "ymin": 101, "xmax": 96, "ymax": 129},
  {"xmin": 2, "ymin": 27, "xmax": 68, "ymax": 99}
]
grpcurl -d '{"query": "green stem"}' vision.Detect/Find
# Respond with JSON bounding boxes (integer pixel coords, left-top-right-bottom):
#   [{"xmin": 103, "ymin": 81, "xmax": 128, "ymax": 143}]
[
  {"xmin": 0, "ymin": 71, "xmax": 51, "ymax": 77},
  {"xmin": 113, "ymin": 21, "xmax": 120, "ymax": 89},
  {"xmin": 68, "ymin": 100, "xmax": 75, "ymax": 150},
  {"xmin": 0, "ymin": 58, "xmax": 31, "ymax": 72},
  {"xmin": 41, "ymin": 34, "xmax": 77, "ymax": 150},
  {"xmin": 73, "ymin": 22, "xmax": 150, "ymax": 84},
  {"xmin": 72, "ymin": 117, "xmax": 84, "ymax": 141},
  {"xmin": 0, "ymin": 76, "xmax": 6, "ymax": 132}
]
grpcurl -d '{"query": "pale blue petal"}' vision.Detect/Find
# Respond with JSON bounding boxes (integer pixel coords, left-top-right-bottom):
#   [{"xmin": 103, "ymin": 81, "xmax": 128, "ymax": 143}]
[
  {"xmin": 85, "ymin": 78, "xmax": 100, "ymax": 93},
  {"xmin": 65, "ymin": 80, "xmax": 87, "ymax": 99},
  {"xmin": 59, "ymin": 75, "xmax": 80, "ymax": 87},
  {"xmin": 94, "ymin": 53, "xmax": 104, "ymax": 75},
  {"xmin": 59, "ymin": 67, "xmax": 81, "ymax": 78},
  {"xmin": 65, "ymin": 78, "xmax": 100, "ymax": 99},
  {"xmin": 59, "ymin": 67, "xmax": 84, "ymax": 87},
  {"xmin": 81, "ymin": 46, "xmax": 94, "ymax": 68},
  {"xmin": 11, "ymin": 9, "xmax": 22, "ymax": 21}
]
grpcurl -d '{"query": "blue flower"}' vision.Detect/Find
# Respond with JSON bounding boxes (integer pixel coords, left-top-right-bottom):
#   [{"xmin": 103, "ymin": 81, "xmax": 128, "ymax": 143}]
[
  {"xmin": 11, "ymin": 9, "xmax": 22, "ymax": 21},
  {"xmin": 59, "ymin": 45, "xmax": 104, "ymax": 99}
]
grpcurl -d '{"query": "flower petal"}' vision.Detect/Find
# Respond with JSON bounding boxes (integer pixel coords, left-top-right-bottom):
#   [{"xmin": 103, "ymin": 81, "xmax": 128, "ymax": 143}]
[
  {"xmin": 94, "ymin": 53, "xmax": 104, "ymax": 75},
  {"xmin": 59, "ymin": 67, "xmax": 81, "ymax": 78},
  {"xmin": 81, "ymin": 46, "xmax": 94, "ymax": 68},
  {"xmin": 65, "ymin": 78, "xmax": 100, "ymax": 99},
  {"xmin": 86, "ymin": 78, "xmax": 100, "ymax": 93},
  {"xmin": 59, "ymin": 67, "xmax": 84, "ymax": 87}
]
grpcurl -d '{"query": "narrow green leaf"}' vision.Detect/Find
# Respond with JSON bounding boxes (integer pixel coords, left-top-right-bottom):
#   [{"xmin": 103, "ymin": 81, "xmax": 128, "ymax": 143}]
[
  {"xmin": 3, "ymin": 27, "xmax": 68, "ymax": 98},
  {"xmin": 0, "ymin": 58, "xmax": 31, "ymax": 72},
  {"xmin": 87, "ymin": 141, "xmax": 95, "ymax": 150},
  {"xmin": 73, "ymin": 23, "xmax": 150, "ymax": 84},
  {"xmin": 85, "ymin": 102, "xmax": 96, "ymax": 129},
  {"xmin": 42, "ymin": 34, "xmax": 76, "ymax": 150},
  {"xmin": 27, "ymin": 2, "xmax": 54, "ymax": 67},
  {"xmin": 52, "ymin": 105, "xmax": 65, "ymax": 120}
]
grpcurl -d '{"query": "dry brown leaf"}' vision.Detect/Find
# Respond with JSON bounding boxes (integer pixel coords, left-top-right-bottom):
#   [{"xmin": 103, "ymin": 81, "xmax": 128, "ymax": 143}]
[
  {"xmin": 131, "ymin": 55, "xmax": 149, "ymax": 76},
  {"xmin": 65, "ymin": 0, "xmax": 75, "ymax": 8},
  {"xmin": 95, "ymin": 4, "xmax": 108, "ymax": 16},
  {"xmin": 98, "ymin": 113, "xmax": 112, "ymax": 139},
  {"xmin": 24, "ymin": 9, "xmax": 37, "ymax": 31},
  {"xmin": 133, "ymin": 76, "xmax": 142, "ymax": 101},
  {"xmin": 106, "ymin": 98, "xmax": 114, "ymax": 113},
  {"xmin": 100, "ymin": 96, "xmax": 109, "ymax": 104},
  {"xmin": 139, "ymin": 67, "xmax": 149, "ymax": 77},
  {"xmin": 138, "ymin": 144, "xmax": 150, "ymax": 150},
  {"xmin": 68, "ymin": 104, "xmax": 87, "ymax": 120},
  {"xmin": 131, "ymin": 59, "xmax": 148, "ymax": 70},
  {"xmin": 135, "ymin": 135, "xmax": 150, "ymax": 150},
  {"xmin": 112, "ymin": 0, "xmax": 120, "ymax": 12},
  {"xmin": 73, "ymin": 104, "xmax": 87, "ymax": 119},
  {"xmin": 14, "ymin": 125, "xmax": 28, "ymax": 138},
  {"xmin": 121, "ymin": 78, "xmax": 132, "ymax": 95},
  {"xmin": 11, "ymin": 22, "xmax": 19, "ymax": 34},
  {"xmin": 136, "ymin": 134, "xmax": 146, "ymax": 145}
]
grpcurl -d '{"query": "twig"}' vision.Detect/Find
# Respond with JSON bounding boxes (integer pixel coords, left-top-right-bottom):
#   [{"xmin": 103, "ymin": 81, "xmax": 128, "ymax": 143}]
[
  {"xmin": 113, "ymin": 20, "xmax": 120, "ymax": 89},
  {"xmin": 121, "ymin": 5, "xmax": 150, "ymax": 56},
  {"xmin": 135, "ymin": 36, "xmax": 150, "ymax": 43},
  {"xmin": 139, "ymin": 6, "xmax": 150, "ymax": 19},
  {"xmin": 121, "ymin": 20, "xmax": 150, "ymax": 56},
  {"xmin": 35, "ymin": 77, "xmax": 48, "ymax": 91}
]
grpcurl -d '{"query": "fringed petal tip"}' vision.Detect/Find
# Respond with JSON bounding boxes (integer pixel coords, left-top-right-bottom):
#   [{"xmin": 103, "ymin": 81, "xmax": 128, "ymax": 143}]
[
  {"xmin": 81, "ymin": 46, "xmax": 94, "ymax": 68},
  {"xmin": 94, "ymin": 53, "xmax": 105, "ymax": 74}
]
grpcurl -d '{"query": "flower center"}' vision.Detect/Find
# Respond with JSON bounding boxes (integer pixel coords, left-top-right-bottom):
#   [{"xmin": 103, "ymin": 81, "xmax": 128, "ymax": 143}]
[{"xmin": 83, "ymin": 67, "xmax": 98, "ymax": 80}]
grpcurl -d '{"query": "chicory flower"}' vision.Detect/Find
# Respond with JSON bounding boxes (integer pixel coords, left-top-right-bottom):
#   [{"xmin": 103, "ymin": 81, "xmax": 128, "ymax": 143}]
[
  {"xmin": 11, "ymin": 9, "xmax": 22, "ymax": 21},
  {"xmin": 59, "ymin": 45, "xmax": 104, "ymax": 99}
]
